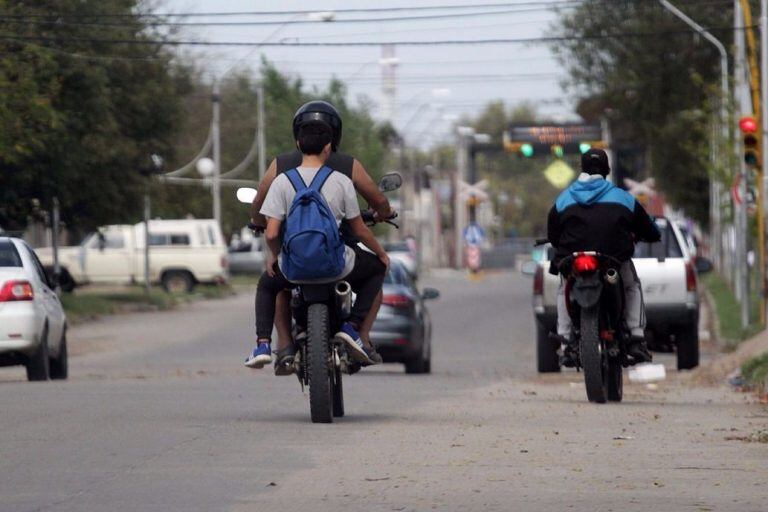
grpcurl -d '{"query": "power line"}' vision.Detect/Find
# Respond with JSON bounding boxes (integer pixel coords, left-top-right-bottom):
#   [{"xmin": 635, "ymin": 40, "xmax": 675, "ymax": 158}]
[
  {"xmin": 0, "ymin": 6, "xmax": 572, "ymax": 28},
  {"xmin": 0, "ymin": 24, "xmax": 751, "ymax": 48},
  {"xmin": 2, "ymin": 1, "xmax": 584, "ymax": 19}
]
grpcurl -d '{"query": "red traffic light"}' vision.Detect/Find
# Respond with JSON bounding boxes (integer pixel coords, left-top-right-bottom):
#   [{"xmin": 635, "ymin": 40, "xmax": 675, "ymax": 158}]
[{"xmin": 739, "ymin": 116, "xmax": 758, "ymax": 134}]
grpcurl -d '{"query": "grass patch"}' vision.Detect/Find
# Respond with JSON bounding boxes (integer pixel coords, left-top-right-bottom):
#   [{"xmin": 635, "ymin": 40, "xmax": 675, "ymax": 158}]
[
  {"xmin": 702, "ymin": 272, "xmax": 763, "ymax": 348},
  {"xmin": 741, "ymin": 351, "xmax": 768, "ymax": 388},
  {"xmin": 60, "ymin": 284, "xmax": 234, "ymax": 324}
]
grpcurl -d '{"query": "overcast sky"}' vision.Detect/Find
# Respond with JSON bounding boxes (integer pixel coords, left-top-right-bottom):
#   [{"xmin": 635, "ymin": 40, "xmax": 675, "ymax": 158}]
[{"xmin": 161, "ymin": 1, "xmax": 578, "ymax": 147}]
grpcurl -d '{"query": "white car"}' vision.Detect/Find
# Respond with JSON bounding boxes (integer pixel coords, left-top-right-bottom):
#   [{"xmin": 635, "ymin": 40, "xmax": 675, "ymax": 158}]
[
  {"xmin": 0, "ymin": 237, "xmax": 67, "ymax": 381},
  {"xmin": 523, "ymin": 217, "xmax": 712, "ymax": 372}
]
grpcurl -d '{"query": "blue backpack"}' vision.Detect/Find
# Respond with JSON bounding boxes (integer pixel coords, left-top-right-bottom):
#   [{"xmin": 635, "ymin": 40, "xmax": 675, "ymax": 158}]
[{"xmin": 281, "ymin": 166, "xmax": 345, "ymax": 281}]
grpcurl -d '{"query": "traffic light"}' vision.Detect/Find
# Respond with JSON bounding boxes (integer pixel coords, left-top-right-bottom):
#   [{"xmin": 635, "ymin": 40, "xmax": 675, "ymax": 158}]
[
  {"xmin": 579, "ymin": 142, "xmax": 591, "ymax": 154},
  {"xmin": 520, "ymin": 143, "xmax": 534, "ymax": 158},
  {"xmin": 551, "ymin": 145, "xmax": 564, "ymax": 158},
  {"xmin": 739, "ymin": 116, "xmax": 760, "ymax": 167}
]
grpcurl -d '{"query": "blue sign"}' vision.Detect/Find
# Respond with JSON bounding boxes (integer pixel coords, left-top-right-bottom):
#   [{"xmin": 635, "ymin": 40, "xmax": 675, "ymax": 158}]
[{"xmin": 463, "ymin": 223, "xmax": 485, "ymax": 246}]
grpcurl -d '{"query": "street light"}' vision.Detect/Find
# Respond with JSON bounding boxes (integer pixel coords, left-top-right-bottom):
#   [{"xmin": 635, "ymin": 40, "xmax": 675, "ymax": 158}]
[{"xmin": 196, "ymin": 157, "xmax": 214, "ymax": 177}]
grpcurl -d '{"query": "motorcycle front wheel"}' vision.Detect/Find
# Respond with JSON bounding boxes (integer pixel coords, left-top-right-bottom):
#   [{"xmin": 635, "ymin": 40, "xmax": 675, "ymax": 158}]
[
  {"xmin": 579, "ymin": 307, "xmax": 609, "ymax": 403},
  {"xmin": 307, "ymin": 303, "xmax": 333, "ymax": 423}
]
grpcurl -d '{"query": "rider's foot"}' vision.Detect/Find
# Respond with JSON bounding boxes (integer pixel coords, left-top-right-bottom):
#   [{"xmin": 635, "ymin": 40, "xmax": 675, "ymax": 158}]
[
  {"xmin": 274, "ymin": 345, "xmax": 297, "ymax": 376},
  {"xmin": 552, "ymin": 333, "xmax": 578, "ymax": 368},
  {"xmin": 335, "ymin": 322, "xmax": 369, "ymax": 363},
  {"xmin": 627, "ymin": 335, "xmax": 652, "ymax": 364},
  {"xmin": 244, "ymin": 340, "xmax": 272, "ymax": 368},
  {"xmin": 361, "ymin": 344, "xmax": 382, "ymax": 366}
]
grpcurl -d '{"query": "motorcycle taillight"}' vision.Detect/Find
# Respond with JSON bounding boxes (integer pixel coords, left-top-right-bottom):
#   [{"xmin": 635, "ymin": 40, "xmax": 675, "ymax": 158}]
[{"xmin": 573, "ymin": 254, "xmax": 598, "ymax": 274}]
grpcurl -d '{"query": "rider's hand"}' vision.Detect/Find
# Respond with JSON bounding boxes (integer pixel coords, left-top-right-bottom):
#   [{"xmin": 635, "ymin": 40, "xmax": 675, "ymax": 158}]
[
  {"xmin": 265, "ymin": 254, "xmax": 277, "ymax": 278},
  {"xmin": 251, "ymin": 217, "xmax": 266, "ymax": 233}
]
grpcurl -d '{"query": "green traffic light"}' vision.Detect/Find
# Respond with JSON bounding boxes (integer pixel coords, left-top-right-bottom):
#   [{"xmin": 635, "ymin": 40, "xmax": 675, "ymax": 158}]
[
  {"xmin": 579, "ymin": 143, "xmax": 591, "ymax": 154},
  {"xmin": 520, "ymin": 143, "xmax": 534, "ymax": 158},
  {"xmin": 552, "ymin": 145, "xmax": 564, "ymax": 158}
]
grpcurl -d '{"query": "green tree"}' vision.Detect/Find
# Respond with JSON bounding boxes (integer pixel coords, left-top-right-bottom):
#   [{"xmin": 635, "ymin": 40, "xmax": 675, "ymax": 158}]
[{"xmin": 552, "ymin": 1, "xmax": 734, "ymax": 223}]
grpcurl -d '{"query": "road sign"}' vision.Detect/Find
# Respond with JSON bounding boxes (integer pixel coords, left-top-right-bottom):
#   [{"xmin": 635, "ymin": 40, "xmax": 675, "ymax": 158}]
[
  {"xmin": 504, "ymin": 123, "xmax": 604, "ymax": 155},
  {"xmin": 463, "ymin": 222, "xmax": 485, "ymax": 246},
  {"xmin": 466, "ymin": 245, "xmax": 481, "ymax": 271},
  {"xmin": 543, "ymin": 160, "xmax": 576, "ymax": 189},
  {"xmin": 458, "ymin": 180, "xmax": 489, "ymax": 202}
]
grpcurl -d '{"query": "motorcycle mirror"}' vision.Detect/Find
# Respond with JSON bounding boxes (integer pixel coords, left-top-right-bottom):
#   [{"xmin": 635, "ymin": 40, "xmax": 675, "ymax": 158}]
[
  {"xmin": 236, "ymin": 187, "xmax": 257, "ymax": 204},
  {"xmin": 378, "ymin": 172, "xmax": 403, "ymax": 192}
]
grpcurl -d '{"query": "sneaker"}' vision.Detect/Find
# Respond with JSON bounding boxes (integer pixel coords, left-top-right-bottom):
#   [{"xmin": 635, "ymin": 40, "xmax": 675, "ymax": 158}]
[
  {"xmin": 362, "ymin": 345, "xmax": 383, "ymax": 367},
  {"xmin": 274, "ymin": 345, "xmax": 297, "ymax": 376},
  {"xmin": 551, "ymin": 333, "xmax": 578, "ymax": 368},
  {"xmin": 335, "ymin": 322, "xmax": 369, "ymax": 363},
  {"xmin": 244, "ymin": 342, "xmax": 273, "ymax": 368},
  {"xmin": 627, "ymin": 335, "xmax": 652, "ymax": 364}
]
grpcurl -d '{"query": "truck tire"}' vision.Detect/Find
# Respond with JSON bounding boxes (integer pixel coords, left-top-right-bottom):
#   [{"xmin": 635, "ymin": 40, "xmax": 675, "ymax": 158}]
[
  {"xmin": 161, "ymin": 270, "xmax": 195, "ymax": 294},
  {"xmin": 676, "ymin": 323, "xmax": 699, "ymax": 370},
  {"xmin": 536, "ymin": 320, "xmax": 560, "ymax": 373}
]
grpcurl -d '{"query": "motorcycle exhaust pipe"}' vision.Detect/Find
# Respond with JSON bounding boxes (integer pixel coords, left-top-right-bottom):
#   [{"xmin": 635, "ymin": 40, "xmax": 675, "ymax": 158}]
[
  {"xmin": 335, "ymin": 281, "xmax": 352, "ymax": 319},
  {"xmin": 604, "ymin": 268, "xmax": 619, "ymax": 285}
]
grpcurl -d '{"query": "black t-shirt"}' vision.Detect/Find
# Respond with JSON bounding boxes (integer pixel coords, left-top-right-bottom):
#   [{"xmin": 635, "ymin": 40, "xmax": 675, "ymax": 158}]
[{"xmin": 275, "ymin": 150, "xmax": 358, "ymax": 246}]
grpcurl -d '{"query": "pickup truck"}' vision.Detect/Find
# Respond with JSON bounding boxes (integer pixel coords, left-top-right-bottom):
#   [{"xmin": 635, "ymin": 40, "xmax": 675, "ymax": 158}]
[
  {"xmin": 523, "ymin": 217, "xmax": 712, "ymax": 372},
  {"xmin": 37, "ymin": 219, "xmax": 228, "ymax": 293}
]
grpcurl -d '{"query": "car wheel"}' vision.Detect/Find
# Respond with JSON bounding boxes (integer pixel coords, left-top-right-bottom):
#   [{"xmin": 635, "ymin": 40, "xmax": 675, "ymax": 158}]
[
  {"xmin": 161, "ymin": 270, "xmax": 195, "ymax": 294},
  {"xmin": 50, "ymin": 327, "xmax": 68, "ymax": 380},
  {"xmin": 676, "ymin": 322, "xmax": 699, "ymax": 370},
  {"xmin": 536, "ymin": 320, "xmax": 560, "ymax": 373},
  {"xmin": 423, "ymin": 336, "xmax": 432, "ymax": 374},
  {"xmin": 26, "ymin": 326, "xmax": 50, "ymax": 381}
]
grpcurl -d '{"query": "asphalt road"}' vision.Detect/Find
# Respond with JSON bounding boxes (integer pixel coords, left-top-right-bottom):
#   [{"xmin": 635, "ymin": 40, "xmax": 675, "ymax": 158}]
[{"xmin": 0, "ymin": 272, "xmax": 765, "ymax": 512}]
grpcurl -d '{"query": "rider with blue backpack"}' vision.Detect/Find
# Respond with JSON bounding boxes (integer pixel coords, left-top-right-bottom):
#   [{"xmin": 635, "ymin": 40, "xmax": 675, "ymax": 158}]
[{"xmin": 245, "ymin": 120, "xmax": 389, "ymax": 368}]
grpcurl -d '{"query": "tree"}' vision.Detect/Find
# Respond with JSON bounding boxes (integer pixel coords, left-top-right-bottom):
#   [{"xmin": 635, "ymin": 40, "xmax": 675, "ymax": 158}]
[
  {"xmin": 552, "ymin": 1, "xmax": 733, "ymax": 223},
  {"xmin": 0, "ymin": 0, "xmax": 191, "ymax": 235}
]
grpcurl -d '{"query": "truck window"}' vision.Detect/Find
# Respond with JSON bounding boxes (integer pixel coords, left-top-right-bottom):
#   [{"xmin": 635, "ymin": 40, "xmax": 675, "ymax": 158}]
[
  {"xmin": 169, "ymin": 234, "xmax": 190, "ymax": 246},
  {"xmin": 148, "ymin": 234, "xmax": 168, "ymax": 246},
  {"xmin": 0, "ymin": 240, "xmax": 22, "ymax": 267},
  {"xmin": 104, "ymin": 232, "xmax": 125, "ymax": 249},
  {"xmin": 633, "ymin": 224, "xmax": 683, "ymax": 259},
  {"xmin": 207, "ymin": 226, "xmax": 216, "ymax": 245}
]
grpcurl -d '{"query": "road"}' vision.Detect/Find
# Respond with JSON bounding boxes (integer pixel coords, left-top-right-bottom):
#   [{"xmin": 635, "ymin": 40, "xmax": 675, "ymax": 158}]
[{"xmin": 0, "ymin": 272, "xmax": 765, "ymax": 512}]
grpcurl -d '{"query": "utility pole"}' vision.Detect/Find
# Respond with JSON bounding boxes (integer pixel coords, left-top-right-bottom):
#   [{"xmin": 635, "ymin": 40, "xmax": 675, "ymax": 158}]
[
  {"xmin": 143, "ymin": 184, "xmax": 151, "ymax": 294},
  {"xmin": 735, "ymin": 0, "xmax": 751, "ymax": 329},
  {"xmin": 51, "ymin": 197, "xmax": 60, "ymax": 292},
  {"xmin": 211, "ymin": 83, "xmax": 222, "ymax": 226},
  {"xmin": 257, "ymin": 83, "xmax": 266, "ymax": 180},
  {"xmin": 454, "ymin": 128, "xmax": 471, "ymax": 269},
  {"xmin": 762, "ymin": 0, "xmax": 768, "ymax": 322}
]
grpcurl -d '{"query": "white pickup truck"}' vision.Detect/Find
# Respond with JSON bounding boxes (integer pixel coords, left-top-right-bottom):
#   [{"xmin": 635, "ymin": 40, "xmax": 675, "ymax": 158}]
[
  {"xmin": 523, "ymin": 217, "xmax": 712, "ymax": 372},
  {"xmin": 37, "ymin": 219, "xmax": 228, "ymax": 293}
]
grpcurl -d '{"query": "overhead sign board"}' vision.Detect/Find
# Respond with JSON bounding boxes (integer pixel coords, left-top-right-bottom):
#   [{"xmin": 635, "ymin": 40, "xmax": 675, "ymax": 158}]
[{"xmin": 503, "ymin": 123, "xmax": 604, "ymax": 155}]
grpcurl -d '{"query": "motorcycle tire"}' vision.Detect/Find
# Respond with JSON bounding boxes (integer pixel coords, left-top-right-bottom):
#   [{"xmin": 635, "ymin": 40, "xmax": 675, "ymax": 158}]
[
  {"xmin": 333, "ymin": 359, "xmax": 344, "ymax": 418},
  {"xmin": 307, "ymin": 303, "xmax": 333, "ymax": 423},
  {"xmin": 607, "ymin": 357, "xmax": 623, "ymax": 402},
  {"xmin": 579, "ymin": 307, "xmax": 608, "ymax": 403}
]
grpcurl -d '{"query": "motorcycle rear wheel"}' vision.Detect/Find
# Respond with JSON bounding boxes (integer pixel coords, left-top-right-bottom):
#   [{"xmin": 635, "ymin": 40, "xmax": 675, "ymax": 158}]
[
  {"xmin": 308, "ymin": 303, "xmax": 333, "ymax": 423},
  {"xmin": 579, "ymin": 307, "xmax": 608, "ymax": 403}
]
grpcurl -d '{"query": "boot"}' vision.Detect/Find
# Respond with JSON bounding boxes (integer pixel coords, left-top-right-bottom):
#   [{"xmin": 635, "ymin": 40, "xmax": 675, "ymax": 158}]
[{"xmin": 627, "ymin": 334, "xmax": 652, "ymax": 364}]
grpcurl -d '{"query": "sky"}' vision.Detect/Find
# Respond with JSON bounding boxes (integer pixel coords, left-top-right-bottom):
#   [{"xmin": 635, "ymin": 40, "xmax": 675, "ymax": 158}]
[{"xmin": 160, "ymin": 1, "xmax": 579, "ymax": 147}]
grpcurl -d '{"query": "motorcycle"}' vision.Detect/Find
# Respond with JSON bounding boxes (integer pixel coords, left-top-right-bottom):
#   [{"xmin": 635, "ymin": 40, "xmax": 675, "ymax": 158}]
[
  {"xmin": 536, "ymin": 240, "xmax": 630, "ymax": 403},
  {"xmin": 245, "ymin": 172, "xmax": 402, "ymax": 423}
]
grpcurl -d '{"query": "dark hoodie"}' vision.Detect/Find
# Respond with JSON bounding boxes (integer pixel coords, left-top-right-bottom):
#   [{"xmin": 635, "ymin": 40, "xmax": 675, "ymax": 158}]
[{"xmin": 546, "ymin": 175, "xmax": 660, "ymax": 271}]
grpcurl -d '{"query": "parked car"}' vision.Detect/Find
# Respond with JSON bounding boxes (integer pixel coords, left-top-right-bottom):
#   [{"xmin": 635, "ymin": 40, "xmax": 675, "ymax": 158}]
[
  {"xmin": 383, "ymin": 240, "xmax": 418, "ymax": 279},
  {"xmin": 0, "ymin": 237, "xmax": 68, "ymax": 381},
  {"xmin": 228, "ymin": 234, "xmax": 266, "ymax": 275},
  {"xmin": 523, "ymin": 217, "xmax": 711, "ymax": 372},
  {"xmin": 37, "ymin": 219, "xmax": 228, "ymax": 293},
  {"xmin": 370, "ymin": 259, "xmax": 439, "ymax": 374}
]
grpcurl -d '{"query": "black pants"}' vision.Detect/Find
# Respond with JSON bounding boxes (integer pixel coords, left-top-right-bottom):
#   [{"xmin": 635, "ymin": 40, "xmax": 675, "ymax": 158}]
[{"xmin": 255, "ymin": 247, "xmax": 386, "ymax": 340}]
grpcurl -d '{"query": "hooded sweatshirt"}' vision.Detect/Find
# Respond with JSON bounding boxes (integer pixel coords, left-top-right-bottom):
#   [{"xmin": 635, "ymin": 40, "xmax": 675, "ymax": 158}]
[{"xmin": 546, "ymin": 173, "xmax": 660, "ymax": 270}]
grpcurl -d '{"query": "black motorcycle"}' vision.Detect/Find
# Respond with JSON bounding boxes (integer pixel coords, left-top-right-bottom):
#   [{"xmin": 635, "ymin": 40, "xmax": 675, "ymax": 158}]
[
  {"xmin": 537, "ymin": 239, "xmax": 631, "ymax": 404},
  {"xmin": 253, "ymin": 172, "xmax": 402, "ymax": 423}
]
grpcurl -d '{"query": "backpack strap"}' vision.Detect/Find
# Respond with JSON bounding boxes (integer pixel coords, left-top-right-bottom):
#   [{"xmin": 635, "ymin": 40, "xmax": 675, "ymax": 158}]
[
  {"xmin": 307, "ymin": 166, "xmax": 334, "ymax": 193},
  {"xmin": 284, "ymin": 168, "xmax": 306, "ymax": 192}
]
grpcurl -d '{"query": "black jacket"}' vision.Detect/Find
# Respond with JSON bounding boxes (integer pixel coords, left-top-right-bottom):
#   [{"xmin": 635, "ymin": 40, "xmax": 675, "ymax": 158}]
[{"xmin": 546, "ymin": 176, "xmax": 660, "ymax": 273}]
